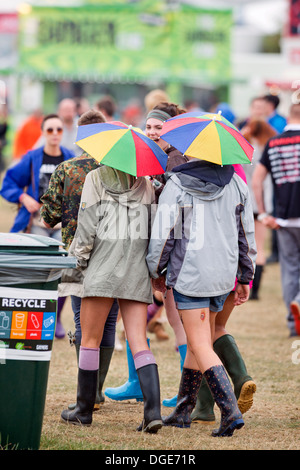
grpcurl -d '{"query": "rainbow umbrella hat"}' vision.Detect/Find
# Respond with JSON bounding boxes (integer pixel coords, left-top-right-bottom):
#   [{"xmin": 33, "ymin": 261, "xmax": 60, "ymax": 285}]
[
  {"xmin": 76, "ymin": 121, "xmax": 168, "ymax": 177},
  {"xmin": 160, "ymin": 111, "xmax": 254, "ymax": 165}
]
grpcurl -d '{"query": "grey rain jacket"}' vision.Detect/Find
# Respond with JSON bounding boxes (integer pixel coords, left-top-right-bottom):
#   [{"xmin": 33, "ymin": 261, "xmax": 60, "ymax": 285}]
[
  {"xmin": 70, "ymin": 165, "xmax": 155, "ymax": 303},
  {"xmin": 146, "ymin": 160, "xmax": 257, "ymax": 297}
]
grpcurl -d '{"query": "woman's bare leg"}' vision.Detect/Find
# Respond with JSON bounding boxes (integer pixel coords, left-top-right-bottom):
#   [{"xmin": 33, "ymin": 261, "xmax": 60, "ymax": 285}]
[
  {"xmin": 180, "ymin": 307, "xmax": 222, "ymax": 373},
  {"xmin": 80, "ymin": 297, "xmax": 114, "ymax": 349},
  {"xmin": 118, "ymin": 299, "xmax": 149, "ymax": 355},
  {"xmin": 164, "ymin": 289, "xmax": 187, "ymax": 346},
  {"xmin": 214, "ymin": 292, "xmax": 235, "ymax": 341}
]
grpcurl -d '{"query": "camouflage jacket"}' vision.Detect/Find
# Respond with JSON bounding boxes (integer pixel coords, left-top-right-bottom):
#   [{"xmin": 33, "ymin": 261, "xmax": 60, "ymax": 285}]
[{"xmin": 40, "ymin": 152, "xmax": 99, "ymax": 249}]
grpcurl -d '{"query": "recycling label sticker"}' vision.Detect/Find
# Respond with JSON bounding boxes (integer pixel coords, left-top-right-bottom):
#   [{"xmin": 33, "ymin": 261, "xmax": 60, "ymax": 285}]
[{"xmin": 0, "ymin": 287, "xmax": 58, "ymax": 361}]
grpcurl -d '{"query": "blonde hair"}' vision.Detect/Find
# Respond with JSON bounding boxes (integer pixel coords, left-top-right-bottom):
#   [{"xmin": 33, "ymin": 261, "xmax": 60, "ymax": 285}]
[{"xmin": 144, "ymin": 89, "xmax": 169, "ymax": 112}]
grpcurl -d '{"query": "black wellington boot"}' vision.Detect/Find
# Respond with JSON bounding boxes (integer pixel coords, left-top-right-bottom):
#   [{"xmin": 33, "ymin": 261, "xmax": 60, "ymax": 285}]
[
  {"xmin": 136, "ymin": 364, "xmax": 162, "ymax": 433},
  {"xmin": 203, "ymin": 364, "xmax": 244, "ymax": 437},
  {"xmin": 61, "ymin": 368, "xmax": 98, "ymax": 426},
  {"xmin": 163, "ymin": 368, "xmax": 202, "ymax": 428},
  {"xmin": 94, "ymin": 346, "xmax": 114, "ymax": 410}
]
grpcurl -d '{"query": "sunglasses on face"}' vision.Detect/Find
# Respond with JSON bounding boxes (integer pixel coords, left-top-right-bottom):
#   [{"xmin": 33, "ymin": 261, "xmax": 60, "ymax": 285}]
[{"xmin": 45, "ymin": 127, "xmax": 63, "ymax": 134}]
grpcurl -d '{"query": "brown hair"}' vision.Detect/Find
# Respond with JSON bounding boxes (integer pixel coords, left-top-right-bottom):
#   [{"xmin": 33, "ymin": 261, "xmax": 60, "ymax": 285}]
[
  {"xmin": 153, "ymin": 102, "xmax": 186, "ymax": 117},
  {"xmin": 243, "ymin": 119, "xmax": 277, "ymax": 146},
  {"xmin": 78, "ymin": 109, "xmax": 106, "ymax": 126},
  {"xmin": 41, "ymin": 113, "xmax": 61, "ymax": 129},
  {"xmin": 95, "ymin": 95, "xmax": 116, "ymax": 118}
]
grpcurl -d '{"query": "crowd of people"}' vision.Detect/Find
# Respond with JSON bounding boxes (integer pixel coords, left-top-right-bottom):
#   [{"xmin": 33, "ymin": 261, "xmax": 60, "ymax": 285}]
[{"xmin": 0, "ymin": 88, "xmax": 299, "ymax": 438}]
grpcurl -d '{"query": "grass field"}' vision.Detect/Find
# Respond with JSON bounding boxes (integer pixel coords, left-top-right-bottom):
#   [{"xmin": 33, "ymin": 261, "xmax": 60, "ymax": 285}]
[{"xmin": 0, "ymin": 196, "xmax": 299, "ymax": 451}]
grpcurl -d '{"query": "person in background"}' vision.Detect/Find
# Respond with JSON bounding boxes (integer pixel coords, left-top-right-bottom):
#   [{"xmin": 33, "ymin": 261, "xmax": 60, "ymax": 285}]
[
  {"xmin": 212, "ymin": 102, "xmax": 236, "ymax": 126},
  {"xmin": 41, "ymin": 108, "xmax": 119, "ymax": 412},
  {"xmin": 35, "ymin": 99, "xmax": 81, "ymax": 157},
  {"xmin": 144, "ymin": 89, "xmax": 169, "ymax": 113},
  {"xmin": 57, "ymin": 98, "xmax": 81, "ymax": 156},
  {"xmin": 121, "ymin": 102, "xmax": 143, "ymax": 128},
  {"xmin": 0, "ymin": 104, "xmax": 8, "ymax": 172},
  {"xmin": 95, "ymin": 95, "xmax": 117, "ymax": 122},
  {"xmin": 263, "ymin": 94, "xmax": 287, "ymax": 134},
  {"xmin": 238, "ymin": 96, "xmax": 268, "ymax": 130},
  {"xmin": 13, "ymin": 109, "xmax": 43, "ymax": 160},
  {"xmin": 183, "ymin": 99, "xmax": 204, "ymax": 113},
  {"xmin": 74, "ymin": 97, "xmax": 90, "ymax": 118},
  {"xmin": 0, "ymin": 113, "xmax": 74, "ymax": 338},
  {"xmin": 242, "ymin": 119, "xmax": 277, "ymax": 300},
  {"xmin": 252, "ymin": 103, "xmax": 300, "ymax": 337}
]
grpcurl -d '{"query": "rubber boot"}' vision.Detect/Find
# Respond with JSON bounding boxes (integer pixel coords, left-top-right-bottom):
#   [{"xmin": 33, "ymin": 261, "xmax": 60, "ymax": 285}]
[
  {"xmin": 203, "ymin": 364, "xmax": 244, "ymax": 437},
  {"xmin": 94, "ymin": 346, "xmax": 114, "ymax": 410},
  {"xmin": 213, "ymin": 334, "xmax": 256, "ymax": 414},
  {"xmin": 162, "ymin": 368, "xmax": 202, "ymax": 428},
  {"xmin": 61, "ymin": 367, "xmax": 98, "ymax": 426},
  {"xmin": 68, "ymin": 345, "xmax": 114, "ymax": 411},
  {"xmin": 68, "ymin": 343, "xmax": 81, "ymax": 411},
  {"xmin": 136, "ymin": 364, "xmax": 162, "ymax": 433},
  {"xmin": 191, "ymin": 377, "xmax": 216, "ymax": 423},
  {"xmin": 162, "ymin": 344, "xmax": 187, "ymax": 407},
  {"xmin": 250, "ymin": 265, "xmax": 263, "ymax": 300},
  {"xmin": 104, "ymin": 339, "xmax": 149, "ymax": 402}
]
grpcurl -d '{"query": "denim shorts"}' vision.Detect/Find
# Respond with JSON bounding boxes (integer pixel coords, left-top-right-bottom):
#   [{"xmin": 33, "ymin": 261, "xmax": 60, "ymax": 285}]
[{"xmin": 173, "ymin": 289, "xmax": 230, "ymax": 312}]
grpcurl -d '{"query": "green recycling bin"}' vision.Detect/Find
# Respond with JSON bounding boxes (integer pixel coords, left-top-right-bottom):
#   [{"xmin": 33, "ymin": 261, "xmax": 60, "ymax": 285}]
[{"xmin": 0, "ymin": 233, "xmax": 77, "ymax": 450}]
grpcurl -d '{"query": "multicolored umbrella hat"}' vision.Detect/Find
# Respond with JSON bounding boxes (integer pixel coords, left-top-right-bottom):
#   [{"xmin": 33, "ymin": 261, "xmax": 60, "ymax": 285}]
[
  {"xmin": 160, "ymin": 111, "xmax": 254, "ymax": 165},
  {"xmin": 76, "ymin": 121, "xmax": 168, "ymax": 176}
]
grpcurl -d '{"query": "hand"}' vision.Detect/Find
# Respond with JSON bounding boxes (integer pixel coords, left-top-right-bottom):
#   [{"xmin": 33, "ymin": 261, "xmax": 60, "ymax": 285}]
[
  {"xmin": 262, "ymin": 215, "xmax": 280, "ymax": 230},
  {"xmin": 234, "ymin": 283, "xmax": 250, "ymax": 306},
  {"xmin": 152, "ymin": 276, "xmax": 166, "ymax": 293},
  {"xmin": 20, "ymin": 194, "xmax": 41, "ymax": 214},
  {"xmin": 42, "ymin": 219, "xmax": 52, "ymax": 228}
]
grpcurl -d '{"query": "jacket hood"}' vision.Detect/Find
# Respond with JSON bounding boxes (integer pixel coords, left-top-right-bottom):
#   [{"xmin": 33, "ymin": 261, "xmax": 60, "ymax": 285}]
[
  {"xmin": 99, "ymin": 165, "xmax": 147, "ymax": 207},
  {"xmin": 167, "ymin": 159, "xmax": 235, "ymax": 201}
]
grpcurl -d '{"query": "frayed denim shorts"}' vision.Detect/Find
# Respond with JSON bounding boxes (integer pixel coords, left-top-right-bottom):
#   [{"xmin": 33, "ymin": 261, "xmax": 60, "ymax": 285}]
[{"xmin": 172, "ymin": 289, "xmax": 230, "ymax": 312}]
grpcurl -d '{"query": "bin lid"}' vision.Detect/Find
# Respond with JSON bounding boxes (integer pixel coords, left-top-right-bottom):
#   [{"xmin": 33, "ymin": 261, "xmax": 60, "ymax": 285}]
[
  {"xmin": 0, "ymin": 254, "xmax": 77, "ymax": 269},
  {"xmin": 0, "ymin": 233, "xmax": 67, "ymax": 255}
]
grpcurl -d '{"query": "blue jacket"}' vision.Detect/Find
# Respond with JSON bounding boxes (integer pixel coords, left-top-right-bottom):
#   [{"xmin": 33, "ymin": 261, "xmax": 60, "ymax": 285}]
[{"xmin": 0, "ymin": 146, "xmax": 74, "ymax": 232}]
